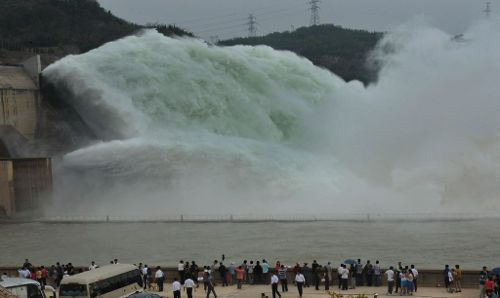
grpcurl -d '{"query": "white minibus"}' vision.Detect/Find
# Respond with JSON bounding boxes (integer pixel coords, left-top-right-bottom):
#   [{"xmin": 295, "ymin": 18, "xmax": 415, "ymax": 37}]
[{"xmin": 59, "ymin": 264, "xmax": 142, "ymax": 298}]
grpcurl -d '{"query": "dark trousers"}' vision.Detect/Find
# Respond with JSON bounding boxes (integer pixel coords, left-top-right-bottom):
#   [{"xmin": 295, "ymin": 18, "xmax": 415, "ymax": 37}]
[
  {"xmin": 206, "ymin": 285, "xmax": 217, "ymax": 298},
  {"xmin": 388, "ymin": 280, "xmax": 394, "ymax": 294},
  {"xmin": 342, "ymin": 278, "xmax": 348, "ymax": 290},
  {"xmin": 220, "ymin": 273, "xmax": 228, "ymax": 286},
  {"xmin": 272, "ymin": 283, "xmax": 281, "ymax": 298},
  {"xmin": 356, "ymin": 273, "xmax": 363, "ymax": 286},
  {"xmin": 280, "ymin": 279, "xmax": 288, "ymax": 292},
  {"xmin": 186, "ymin": 288, "xmax": 193, "ymax": 298},
  {"xmin": 237, "ymin": 279, "xmax": 242, "ymax": 289},
  {"xmin": 173, "ymin": 290, "xmax": 180, "ymax": 298},
  {"xmin": 338, "ymin": 275, "xmax": 342, "ymax": 289},
  {"xmin": 395, "ymin": 278, "xmax": 400, "ymax": 292},
  {"xmin": 297, "ymin": 282, "xmax": 304, "ymax": 297},
  {"xmin": 325, "ymin": 276, "xmax": 330, "ymax": 290},
  {"xmin": 366, "ymin": 274, "xmax": 373, "ymax": 286},
  {"xmin": 413, "ymin": 279, "xmax": 418, "ymax": 292},
  {"xmin": 157, "ymin": 277, "xmax": 164, "ymax": 291},
  {"xmin": 179, "ymin": 271, "xmax": 185, "ymax": 283},
  {"xmin": 314, "ymin": 274, "xmax": 320, "ymax": 290}
]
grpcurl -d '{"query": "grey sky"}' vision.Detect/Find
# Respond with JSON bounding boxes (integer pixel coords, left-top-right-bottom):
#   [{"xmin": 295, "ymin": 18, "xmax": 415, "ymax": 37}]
[{"xmin": 97, "ymin": 0, "xmax": 496, "ymax": 40}]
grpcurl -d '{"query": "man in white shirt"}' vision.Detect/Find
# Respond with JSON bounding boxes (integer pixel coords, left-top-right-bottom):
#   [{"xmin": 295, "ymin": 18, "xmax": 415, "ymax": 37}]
[
  {"xmin": 172, "ymin": 278, "xmax": 182, "ymax": 298},
  {"xmin": 184, "ymin": 277, "xmax": 195, "ymax": 298},
  {"xmin": 271, "ymin": 273, "xmax": 281, "ymax": 298},
  {"xmin": 89, "ymin": 261, "xmax": 98, "ymax": 270},
  {"xmin": 155, "ymin": 266, "xmax": 164, "ymax": 292},
  {"xmin": 142, "ymin": 265, "xmax": 149, "ymax": 290},
  {"xmin": 410, "ymin": 265, "xmax": 419, "ymax": 292},
  {"xmin": 337, "ymin": 264, "xmax": 343, "ymax": 289},
  {"xmin": 385, "ymin": 266, "xmax": 395, "ymax": 294},
  {"xmin": 341, "ymin": 265, "xmax": 349, "ymax": 290},
  {"xmin": 18, "ymin": 267, "xmax": 30, "ymax": 278},
  {"xmin": 295, "ymin": 271, "xmax": 305, "ymax": 297}
]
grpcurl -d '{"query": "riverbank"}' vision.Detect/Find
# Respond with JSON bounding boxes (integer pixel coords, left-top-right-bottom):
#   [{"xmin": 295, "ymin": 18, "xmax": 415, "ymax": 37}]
[{"xmin": 0, "ymin": 267, "xmax": 482, "ymax": 289}]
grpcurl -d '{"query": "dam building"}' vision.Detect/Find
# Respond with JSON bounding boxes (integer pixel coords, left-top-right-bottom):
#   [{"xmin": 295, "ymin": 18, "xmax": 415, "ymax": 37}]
[{"xmin": 0, "ymin": 55, "xmax": 53, "ymax": 218}]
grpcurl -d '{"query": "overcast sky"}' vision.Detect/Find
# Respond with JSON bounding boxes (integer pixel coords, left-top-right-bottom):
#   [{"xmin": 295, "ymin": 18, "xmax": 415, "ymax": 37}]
[{"xmin": 98, "ymin": 0, "xmax": 496, "ymax": 40}]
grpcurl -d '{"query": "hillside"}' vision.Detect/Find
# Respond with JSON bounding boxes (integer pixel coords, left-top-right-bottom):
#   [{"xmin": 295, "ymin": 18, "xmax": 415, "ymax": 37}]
[
  {"xmin": 220, "ymin": 24, "xmax": 383, "ymax": 84},
  {"xmin": 0, "ymin": 0, "xmax": 192, "ymax": 66}
]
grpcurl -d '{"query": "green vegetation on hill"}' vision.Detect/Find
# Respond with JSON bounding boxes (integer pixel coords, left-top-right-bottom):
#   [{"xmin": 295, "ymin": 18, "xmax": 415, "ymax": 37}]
[
  {"xmin": 0, "ymin": 0, "xmax": 193, "ymax": 54},
  {"xmin": 219, "ymin": 24, "xmax": 383, "ymax": 84}
]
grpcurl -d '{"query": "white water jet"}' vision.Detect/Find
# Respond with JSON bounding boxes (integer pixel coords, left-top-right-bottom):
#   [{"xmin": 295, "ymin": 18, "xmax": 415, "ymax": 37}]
[{"xmin": 43, "ymin": 18, "xmax": 500, "ymax": 216}]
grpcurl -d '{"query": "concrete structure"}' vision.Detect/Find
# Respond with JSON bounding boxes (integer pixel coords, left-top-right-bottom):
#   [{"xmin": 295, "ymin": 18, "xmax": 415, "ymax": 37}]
[
  {"xmin": 0, "ymin": 56, "xmax": 53, "ymax": 218},
  {"xmin": 0, "ymin": 158, "xmax": 52, "ymax": 218},
  {"xmin": 0, "ymin": 55, "xmax": 41, "ymax": 157}
]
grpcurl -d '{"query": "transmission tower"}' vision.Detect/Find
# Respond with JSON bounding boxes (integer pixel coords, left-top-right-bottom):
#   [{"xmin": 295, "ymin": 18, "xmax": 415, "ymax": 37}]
[
  {"xmin": 309, "ymin": 0, "xmax": 320, "ymax": 26},
  {"xmin": 247, "ymin": 14, "xmax": 257, "ymax": 37},
  {"xmin": 484, "ymin": 2, "xmax": 492, "ymax": 18}
]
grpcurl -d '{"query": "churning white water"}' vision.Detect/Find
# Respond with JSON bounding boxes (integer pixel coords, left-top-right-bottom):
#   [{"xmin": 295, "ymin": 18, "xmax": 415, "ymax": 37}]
[{"xmin": 43, "ymin": 18, "xmax": 500, "ymax": 216}]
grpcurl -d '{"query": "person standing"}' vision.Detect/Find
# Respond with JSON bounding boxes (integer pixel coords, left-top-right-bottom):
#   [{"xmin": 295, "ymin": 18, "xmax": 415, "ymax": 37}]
[
  {"xmin": 454, "ymin": 264, "xmax": 462, "ymax": 292},
  {"xmin": 178, "ymin": 261, "xmax": 185, "ymax": 284},
  {"xmin": 374, "ymin": 261, "xmax": 381, "ymax": 287},
  {"xmin": 325, "ymin": 262, "xmax": 333, "ymax": 286},
  {"xmin": 262, "ymin": 260, "xmax": 270, "ymax": 285},
  {"xmin": 410, "ymin": 264, "xmax": 418, "ymax": 292},
  {"xmin": 295, "ymin": 271, "xmax": 305, "ymax": 297},
  {"xmin": 355, "ymin": 259, "xmax": 363, "ymax": 286},
  {"xmin": 480, "ymin": 267, "xmax": 489, "ymax": 298},
  {"xmin": 341, "ymin": 265, "xmax": 349, "ymax": 291},
  {"xmin": 302, "ymin": 263, "xmax": 311, "ymax": 287},
  {"xmin": 172, "ymin": 278, "xmax": 182, "ymax": 298},
  {"xmin": 228, "ymin": 262, "xmax": 236, "ymax": 285},
  {"xmin": 219, "ymin": 262, "xmax": 228, "ymax": 286},
  {"xmin": 242, "ymin": 260, "xmax": 248, "ymax": 284},
  {"xmin": 385, "ymin": 266, "xmax": 395, "ymax": 294},
  {"xmin": 206, "ymin": 274, "xmax": 217, "ymax": 298},
  {"xmin": 184, "ymin": 277, "xmax": 195, "ymax": 298},
  {"xmin": 443, "ymin": 265, "xmax": 450, "ymax": 291},
  {"xmin": 235, "ymin": 266, "xmax": 245, "ymax": 289},
  {"xmin": 142, "ymin": 265, "xmax": 149, "ymax": 290},
  {"xmin": 278, "ymin": 265, "xmax": 288, "ymax": 292},
  {"xmin": 447, "ymin": 269, "xmax": 454, "ymax": 293},
  {"xmin": 248, "ymin": 261, "xmax": 255, "ymax": 284},
  {"xmin": 323, "ymin": 266, "xmax": 330, "ymax": 291},
  {"xmin": 311, "ymin": 260, "xmax": 320, "ymax": 290},
  {"xmin": 271, "ymin": 273, "xmax": 282, "ymax": 298},
  {"xmin": 486, "ymin": 276, "xmax": 495, "ymax": 298},
  {"xmin": 155, "ymin": 266, "xmax": 164, "ymax": 292},
  {"xmin": 254, "ymin": 261, "xmax": 263, "ymax": 284},
  {"xmin": 337, "ymin": 264, "xmax": 343, "ymax": 289},
  {"xmin": 364, "ymin": 260, "xmax": 374, "ymax": 287}
]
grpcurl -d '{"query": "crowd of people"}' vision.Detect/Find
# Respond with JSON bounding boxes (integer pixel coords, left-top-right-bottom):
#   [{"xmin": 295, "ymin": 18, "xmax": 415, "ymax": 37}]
[{"xmin": 3, "ymin": 258, "xmax": 500, "ymax": 298}]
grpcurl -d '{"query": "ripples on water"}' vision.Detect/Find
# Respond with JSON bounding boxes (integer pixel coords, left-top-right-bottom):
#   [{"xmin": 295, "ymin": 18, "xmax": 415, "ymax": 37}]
[{"xmin": 0, "ymin": 219, "xmax": 496, "ymax": 269}]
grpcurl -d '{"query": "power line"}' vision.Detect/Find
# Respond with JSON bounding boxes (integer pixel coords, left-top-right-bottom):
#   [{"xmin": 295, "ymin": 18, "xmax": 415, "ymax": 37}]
[
  {"xmin": 247, "ymin": 14, "xmax": 257, "ymax": 37},
  {"xmin": 308, "ymin": 0, "xmax": 320, "ymax": 26}
]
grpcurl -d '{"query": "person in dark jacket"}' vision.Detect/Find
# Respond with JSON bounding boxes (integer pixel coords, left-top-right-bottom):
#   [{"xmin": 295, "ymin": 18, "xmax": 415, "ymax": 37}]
[
  {"xmin": 219, "ymin": 263, "xmax": 228, "ymax": 286},
  {"xmin": 254, "ymin": 261, "xmax": 263, "ymax": 284},
  {"xmin": 311, "ymin": 260, "xmax": 321, "ymax": 290}
]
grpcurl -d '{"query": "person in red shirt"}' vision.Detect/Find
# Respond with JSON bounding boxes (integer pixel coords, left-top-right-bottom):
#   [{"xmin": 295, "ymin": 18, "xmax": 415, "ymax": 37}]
[
  {"xmin": 275, "ymin": 261, "xmax": 281, "ymax": 272},
  {"xmin": 235, "ymin": 266, "xmax": 245, "ymax": 289},
  {"xmin": 486, "ymin": 276, "xmax": 495, "ymax": 297}
]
